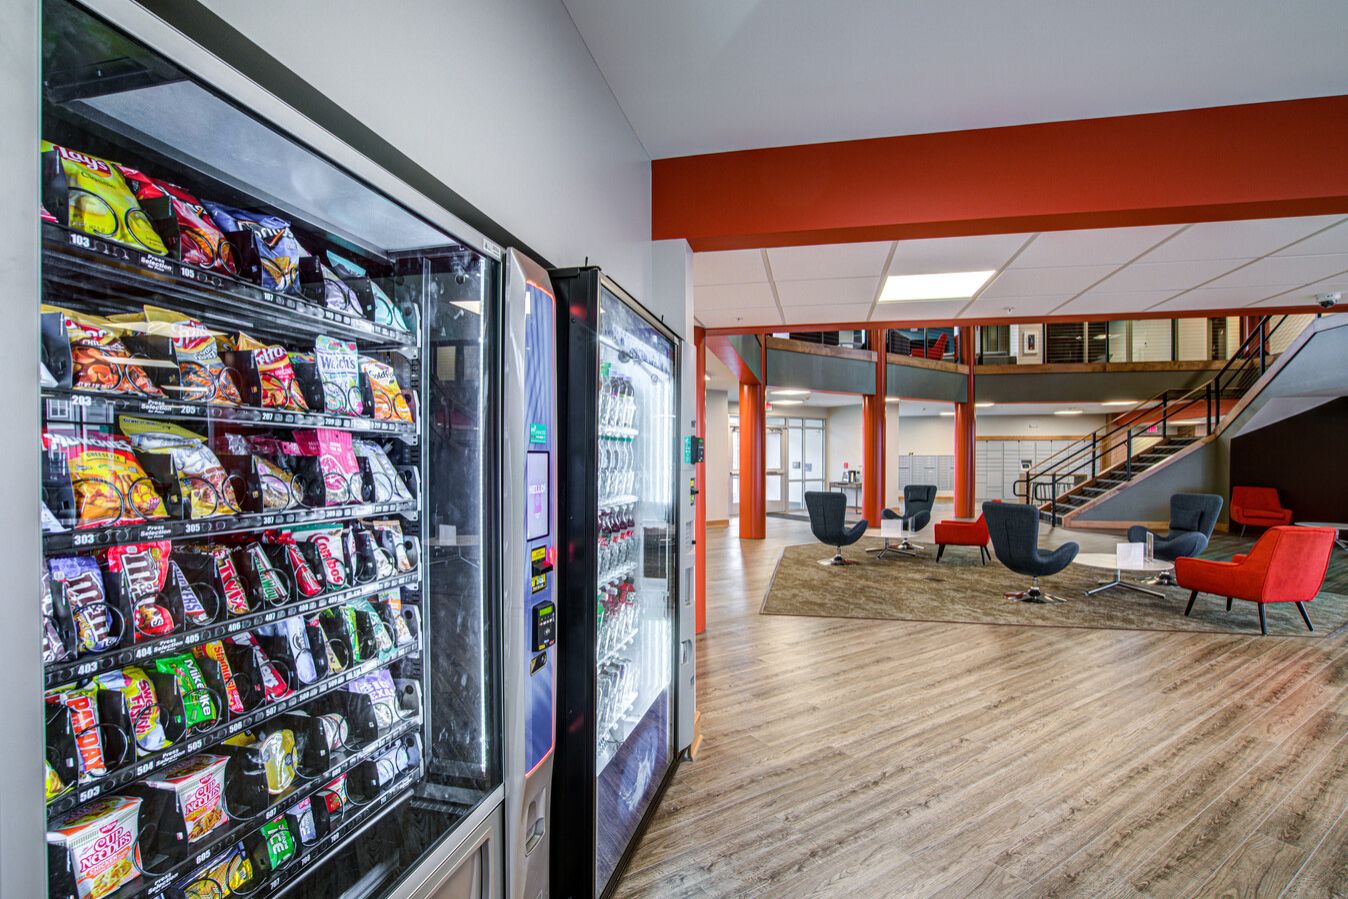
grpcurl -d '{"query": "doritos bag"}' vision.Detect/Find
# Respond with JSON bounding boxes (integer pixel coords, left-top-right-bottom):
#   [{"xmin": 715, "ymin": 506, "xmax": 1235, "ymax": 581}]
[{"xmin": 117, "ymin": 168, "xmax": 238, "ymax": 274}]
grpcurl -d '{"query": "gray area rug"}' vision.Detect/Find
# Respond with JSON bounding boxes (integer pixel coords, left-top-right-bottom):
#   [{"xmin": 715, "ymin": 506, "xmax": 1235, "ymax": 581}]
[{"xmin": 761, "ymin": 537, "xmax": 1348, "ymax": 637}]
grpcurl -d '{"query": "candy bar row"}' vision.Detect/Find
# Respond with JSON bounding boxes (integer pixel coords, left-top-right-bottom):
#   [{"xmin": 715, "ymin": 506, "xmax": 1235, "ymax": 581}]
[
  {"xmin": 44, "ymin": 518, "xmax": 418, "ymax": 667},
  {"xmin": 48, "ymin": 663, "xmax": 420, "ymax": 899}
]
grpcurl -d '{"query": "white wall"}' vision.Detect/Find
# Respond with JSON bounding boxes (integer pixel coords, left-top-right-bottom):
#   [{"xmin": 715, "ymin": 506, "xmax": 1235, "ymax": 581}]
[
  {"xmin": 975, "ymin": 414, "xmax": 1106, "ymax": 436},
  {"xmin": 705, "ymin": 389, "xmax": 730, "ymax": 521},
  {"xmin": 200, "ymin": 0, "xmax": 653, "ymax": 300}
]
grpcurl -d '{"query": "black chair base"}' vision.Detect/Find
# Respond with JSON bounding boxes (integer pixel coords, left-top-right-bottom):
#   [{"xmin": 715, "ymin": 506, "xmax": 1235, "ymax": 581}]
[
  {"xmin": 1184, "ymin": 590, "xmax": 1315, "ymax": 635},
  {"xmin": 818, "ymin": 549, "xmax": 859, "ymax": 567},
  {"xmin": 936, "ymin": 544, "xmax": 989, "ymax": 565},
  {"xmin": 1006, "ymin": 581, "xmax": 1066, "ymax": 604}
]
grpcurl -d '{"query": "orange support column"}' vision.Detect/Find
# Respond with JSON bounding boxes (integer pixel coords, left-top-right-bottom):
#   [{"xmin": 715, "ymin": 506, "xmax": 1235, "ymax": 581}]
[
  {"xmin": 954, "ymin": 327, "xmax": 977, "ymax": 519},
  {"xmin": 693, "ymin": 329, "xmax": 707, "ymax": 634},
  {"xmin": 739, "ymin": 378, "xmax": 766, "ymax": 539},
  {"xmin": 861, "ymin": 328, "xmax": 887, "ymax": 525}
]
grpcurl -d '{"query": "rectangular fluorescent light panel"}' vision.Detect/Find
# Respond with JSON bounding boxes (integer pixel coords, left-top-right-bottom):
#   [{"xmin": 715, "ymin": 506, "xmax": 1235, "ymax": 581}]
[{"xmin": 879, "ymin": 270, "xmax": 995, "ymax": 302}]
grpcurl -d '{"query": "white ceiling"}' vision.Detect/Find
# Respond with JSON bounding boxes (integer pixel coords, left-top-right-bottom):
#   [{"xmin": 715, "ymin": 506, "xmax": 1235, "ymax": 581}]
[
  {"xmin": 561, "ymin": 0, "xmax": 1348, "ymax": 158},
  {"xmin": 693, "ymin": 216, "xmax": 1348, "ymax": 329}
]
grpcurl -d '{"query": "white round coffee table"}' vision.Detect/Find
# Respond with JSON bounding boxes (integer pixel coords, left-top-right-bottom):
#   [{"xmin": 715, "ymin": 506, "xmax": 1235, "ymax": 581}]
[
  {"xmin": 1074, "ymin": 552, "xmax": 1175, "ymax": 598},
  {"xmin": 1294, "ymin": 522, "xmax": 1348, "ymax": 551}
]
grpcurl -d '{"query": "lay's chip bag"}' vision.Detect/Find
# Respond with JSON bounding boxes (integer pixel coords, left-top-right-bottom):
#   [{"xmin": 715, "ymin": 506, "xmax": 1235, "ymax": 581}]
[{"xmin": 43, "ymin": 141, "xmax": 167, "ymax": 256}]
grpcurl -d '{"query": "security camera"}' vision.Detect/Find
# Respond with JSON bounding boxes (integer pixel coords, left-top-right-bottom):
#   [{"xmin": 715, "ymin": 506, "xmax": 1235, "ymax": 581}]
[{"xmin": 1316, "ymin": 292, "xmax": 1340, "ymax": 309}]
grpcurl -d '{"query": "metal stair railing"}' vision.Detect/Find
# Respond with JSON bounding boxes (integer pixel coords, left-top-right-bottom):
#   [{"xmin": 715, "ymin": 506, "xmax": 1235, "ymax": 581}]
[{"xmin": 1012, "ymin": 315, "xmax": 1289, "ymax": 524}]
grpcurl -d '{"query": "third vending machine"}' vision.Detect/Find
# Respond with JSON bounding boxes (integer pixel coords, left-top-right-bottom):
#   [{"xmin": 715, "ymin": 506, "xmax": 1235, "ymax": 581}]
[{"xmin": 550, "ymin": 269, "xmax": 683, "ymax": 899}]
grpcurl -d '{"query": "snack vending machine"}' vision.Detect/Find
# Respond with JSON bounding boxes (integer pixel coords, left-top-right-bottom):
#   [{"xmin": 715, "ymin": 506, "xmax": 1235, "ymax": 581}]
[
  {"xmin": 18, "ymin": 0, "xmax": 518, "ymax": 896},
  {"xmin": 550, "ymin": 269, "xmax": 682, "ymax": 899}
]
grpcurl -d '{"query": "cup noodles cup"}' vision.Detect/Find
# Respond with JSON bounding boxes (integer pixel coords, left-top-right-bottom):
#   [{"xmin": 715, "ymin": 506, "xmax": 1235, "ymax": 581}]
[
  {"xmin": 142, "ymin": 753, "xmax": 228, "ymax": 844},
  {"xmin": 48, "ymin": 795, "xmax": 143, "ymax": 899}
]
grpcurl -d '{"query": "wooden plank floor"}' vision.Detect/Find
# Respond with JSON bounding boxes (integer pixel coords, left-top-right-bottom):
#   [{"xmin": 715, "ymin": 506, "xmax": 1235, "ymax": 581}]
[{"xmin": 614, "ymin": 517, "xmax": 1348, "ymax": 898}]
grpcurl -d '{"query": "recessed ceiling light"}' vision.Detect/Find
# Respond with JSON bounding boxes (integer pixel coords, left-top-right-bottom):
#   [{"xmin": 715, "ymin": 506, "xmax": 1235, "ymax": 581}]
[
  {"xmin": 1102, "ymin": 400, "xmax": 1136, "ymax": 406},
  {"xmin": 1054, "ymin": 409, "xmax": 1085, "ymax": 416},
  {"xmin": 704, "ymin": 374, "xmax": 711, "ymax": 381},
  {"xmin": 878, "ymin": 270, "xmax": 995, "ymax": 303},
  {"xmin": 772, "ymin": 399, "xmax": 804, "ymax": 406},
  {"xmin": 975, "ymin": 402, "xmax": 994, "ymax": 408},
  {"xmin": 938, "ymin": 411, "xmax": 955, "ymax": 417},
  {"xmin": 771, "ymin": 388, "xmax": 810, "ymax": 396}
]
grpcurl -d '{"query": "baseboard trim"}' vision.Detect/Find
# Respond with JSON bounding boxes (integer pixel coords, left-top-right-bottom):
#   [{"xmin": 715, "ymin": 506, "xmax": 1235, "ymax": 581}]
[
  {"xmin": 707, "ymin": 519, "xmax": 730, "ymax": 529},
  {"xmin": 1063, "ymin": 519, "xmax": 1168, "ymax": 531}
]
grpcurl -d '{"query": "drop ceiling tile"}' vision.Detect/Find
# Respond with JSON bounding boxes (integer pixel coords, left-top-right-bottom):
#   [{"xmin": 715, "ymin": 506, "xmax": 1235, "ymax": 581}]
[
  {"xmin": 780, "ymin": 302, "xmax": 873, "ymax": 325},
  {"xmin": 1274, "ymin": 218, "xmax": 1348, "ymax": 257},
  {"xmin": 1090, "ymin": 258, "xmax": 1245, "ymax": 292},
  {"xmin": 1152, "ymin": 287, "xmax": 1279, "ymax": 312},
  {"xmin": 692, "ymin": 249, "xmax": 767, "ymax": 285},
  {"xmin": 1203, "ymin": 254, "xmax": 1348, "ymax": 289},
  {"xmin": 1054, "ymin": 290, "xmax": 1179, "ymax": 315},
  {"xmin": 962, "ymin": 294, "xmax": 1072, "ymax": 317},
  {"xmin": 888, "ymin": 233, "xmax": 1030, "ymax": 275},
  {"xmin": 766, "ymin": 241, "xmax": 891, "ymax": 280},
  {"xmin": 774, "ymin": 276, "xmax": 879, "ymax": 307},
  {"xmin": 979, "ymin": 265, "xmax": 1115, "ymax": 298},
  {"xmin": 694, "ymin": 281, "xmax": 779, "ymax": 309},
  {"xmin": 870, "ymin": 299, "xmax": 969, "ymax": 322},
  {"xmin": 1013, "ymin": 225, "xmax": 1180, "ymax": 267},
  {"xmin": 1253, "ymin": 273, "xmax": 1348, "ymax": 307},
  {"xmin": 695, "ymin": 305, "xmax": 782, "ymax": 328},
  {"xmin": 1138, "ymin": 216, "xmax": 1343, "ymax": 263}
]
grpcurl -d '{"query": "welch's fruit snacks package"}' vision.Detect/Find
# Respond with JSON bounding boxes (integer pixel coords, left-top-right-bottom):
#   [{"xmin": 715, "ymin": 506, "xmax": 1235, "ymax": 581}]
[
  {"xmin": 117, "ymin": 168, "xmax": 238, "ymax": 275},
  {"xmin": 204, "ymin": 202, "xmax": 305, "ymax": 294},
  {"xmin": 47, "ymin": 795, "xmax": 144, "ymax": 899},
  {"xmin": 43, "ymin": 141, "xmax": 168, "ymax": 256},
  {"xmin": 315, "ymin": 336, "xmax": 363, "ymax": 417}
]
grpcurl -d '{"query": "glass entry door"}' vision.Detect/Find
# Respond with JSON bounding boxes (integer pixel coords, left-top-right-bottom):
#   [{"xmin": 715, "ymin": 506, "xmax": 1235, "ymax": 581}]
[{"xmin": 785, "ymin": 417, "xmax": 826, "ymax": 510}]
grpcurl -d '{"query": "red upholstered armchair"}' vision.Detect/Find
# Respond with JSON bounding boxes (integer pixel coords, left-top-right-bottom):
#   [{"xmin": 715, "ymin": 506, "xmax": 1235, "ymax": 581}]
[
  {"xmin": 1175, "ymin": 526, "xmax": 1335, "ymax": 634},
  {"xmin": 912, "ymin": 332, "xmax": 949, "ymax": 360},
  {"xmin": 934, "ymin": 503, "xmax": 994, "ymax": 565},
  {"xmin": 1230, "ymin": 486, "xmax": 1292, "ymax": 536}
]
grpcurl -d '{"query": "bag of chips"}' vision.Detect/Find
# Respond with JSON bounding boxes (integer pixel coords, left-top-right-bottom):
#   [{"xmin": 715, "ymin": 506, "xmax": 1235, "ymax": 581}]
[
  {"xmin": 96, "ymin": 667, "xmax": 170, "ymax": 755},
  {"xmin": 44, "ymin": 430, "xmax": 168, "ymax": 527},
  {"xmin": 49, "ymin": 555, "xmax": 118, "ymax": 653},
  {"xmin": 134, "ymin": 306, "xmax": 241, "ymax": 405},
  {"xmin": 105, "ymin": 541, "xmax": 173, "ymax": 640},
  {"xmin": 204, "ymin": 203, "xmax": 304, "ymax": 294},
  {"xmin": 315, "ymin": 336, "xmax": 363, "ymax": 416},
  {"xmin": 48, "ymin": 794, "xmax": 144, "ymax": 899},
  {"xmin": 236, "ymin": 332, "xmax": 308, "ymax": 411},
  {"xmin": 43, "ymin": 141, "xmax": 167, "ymax": 256},
  {"xmin": 325, "ymin": 251, "xmax": 409, "ymax": 331},
  {"xmin": 295, "ymin": 429, "xmax": 363, "ymax": 506},
  {"xmin": 122, "ymin": 417, "xmax": 239, "ymax": 519},
  {"xmin": 46, "ymin": 306, "xmax": 168, "ymax": 397},
  {"xmin": 345, "ymin": 668, "xmax": 399, "ymax": 730},
  {"xmin": 349, "ymin": 597, "xmax": 394, "ymax": 658},
  {"xmin": 178, "ymin": 841, "xmax": 253, "ymax": 899},
  {"xmin": 303, "ymin": 260, "xmax": 363, "ymax": 316},
  {"xmin": 359, "ymin": 358, "xmax": 412, "ymax": 423},
  {"xmin": 379, "ymin": 589, "xmax": 415, "ymax": 645},
  {"xmin": 371, "ymin": 520, "xmax": 415, "ymax": 573},
  {"xmin": 352, "ymin": 440, "xmax": 412, "ymax": 503},
  {"xmin": 53, "ymin": 684, "xmax": 108, "ymax": 782},
  {"xmin": 117, "ymin": 168, "xmax": 238, "ymax": 275}
]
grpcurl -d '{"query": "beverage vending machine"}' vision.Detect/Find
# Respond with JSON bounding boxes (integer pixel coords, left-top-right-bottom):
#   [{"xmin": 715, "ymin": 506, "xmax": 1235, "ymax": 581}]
[
  {"xmin": 4, "ymin": 0, "xmax": 542, "ymax": 895},
  {"xmin": 550, "ymin": 269, "xmax": 684, "ymax": 898}
]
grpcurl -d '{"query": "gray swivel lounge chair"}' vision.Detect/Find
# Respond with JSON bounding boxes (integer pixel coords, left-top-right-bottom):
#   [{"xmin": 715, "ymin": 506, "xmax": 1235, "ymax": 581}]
[
  {"xmin": 805, "ymin": 491, "xmax": 869, "ymax": 566},
  {"xmin": 872, "ymin": 484, "xmax": 936, "ymax": 559},
  {"xmin": 1127, "ymin": 493, "xmax": 1223, "ymax": 585},
  {"xmin": 984, "ymin": 501, "xmax": 1079, "ymax": 603}
]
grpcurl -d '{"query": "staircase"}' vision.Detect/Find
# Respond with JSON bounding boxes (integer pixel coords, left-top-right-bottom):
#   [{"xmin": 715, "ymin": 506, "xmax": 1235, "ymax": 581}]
[{"xmin": 1015, "ymin": 315, "xmax": 1293, "ymax": 525}]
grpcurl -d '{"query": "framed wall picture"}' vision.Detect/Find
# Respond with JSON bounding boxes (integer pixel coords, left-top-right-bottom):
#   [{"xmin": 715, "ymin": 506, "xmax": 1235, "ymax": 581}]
[{"xmin": 1022, "ymin": 330, "xmax": 1039, "ymax": 355}]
